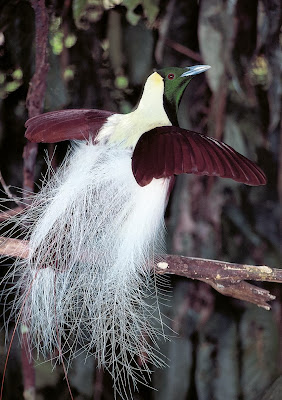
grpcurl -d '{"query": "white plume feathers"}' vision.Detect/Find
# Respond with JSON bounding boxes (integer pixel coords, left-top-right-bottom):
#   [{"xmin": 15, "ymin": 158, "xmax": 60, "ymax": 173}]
[{"xmin": 2, "ymin": 140, "xmax": 171, "ymax": 397}]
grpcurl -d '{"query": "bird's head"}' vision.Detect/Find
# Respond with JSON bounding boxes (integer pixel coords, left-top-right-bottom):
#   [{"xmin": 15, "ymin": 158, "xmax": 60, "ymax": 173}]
[{"xmin": 156, "ymin": 65, "xmax": 210, "ymax": 125}]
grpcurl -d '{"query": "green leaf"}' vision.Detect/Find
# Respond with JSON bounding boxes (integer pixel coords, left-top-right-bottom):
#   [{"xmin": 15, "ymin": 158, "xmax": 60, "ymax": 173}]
[
  {"xmin": 115, "ymin": 76, "xmax": 129, "ymax": 89},
  {"xmin": 143, "ymin": 0, "xmax": 159, "ymax": 24},
  {"xmin": 63, "ymin": 66, "xmax": 75, "ymax": 81},
  {"xmin": 49, "ymin": 30, "xmax": 64, "ymax": 55},
  {"xmin": 126, "ymin": 9, "xmax": 141, "ymax": 25},
  {"xmin": 0, "ymin": 73, "xmax": 6, "ymax": 85},
  {"xmin": 65, "ymin": 34, "xmax": 77, "ymax": 49},
  {"xmin": 122, "ymin": 0, "xmax": 139, "ymax": 11},
  {"xmin": 123, "ymin": 0, "xmax": 160, "ymax": 25},
  {"xmin": 72, "ymin": 0, "xmax": 104, "ymax": 29},
  {"xmin": 72, "ymin": 0, "xmax": 88, "ymax": 26},
  {"xmin": 12, "ymin": 68, "xmax": 23, "ymax": 80},
  {"xmin": 5, "ymin": 81, "xmax": 21, "ymax": 93}
]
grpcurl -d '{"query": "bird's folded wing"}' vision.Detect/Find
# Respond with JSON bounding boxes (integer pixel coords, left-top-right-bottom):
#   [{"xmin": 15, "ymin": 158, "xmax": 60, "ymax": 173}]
[
  {"xmin": 132, "ymin": 126, "xmax": 267, "ymax": 187},
  {"xmin": 25, "ymin": 109, "xmax": 115, "ymax": 143}
]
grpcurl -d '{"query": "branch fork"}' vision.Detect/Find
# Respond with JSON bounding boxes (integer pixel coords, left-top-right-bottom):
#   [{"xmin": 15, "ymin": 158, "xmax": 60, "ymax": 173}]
[
  {"xmin": 156, "ymin": 255, "xmax": 282, "ymax": 309},
  {"xmin": 0, "ymin": 236, "xmax": 281, "ymax": 310}
]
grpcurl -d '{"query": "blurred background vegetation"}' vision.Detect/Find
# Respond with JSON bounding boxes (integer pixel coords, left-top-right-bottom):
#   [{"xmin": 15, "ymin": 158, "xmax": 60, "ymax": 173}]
[{"xmin": 0, "ymin": 0, "xmax": 281, "ymax": 399}]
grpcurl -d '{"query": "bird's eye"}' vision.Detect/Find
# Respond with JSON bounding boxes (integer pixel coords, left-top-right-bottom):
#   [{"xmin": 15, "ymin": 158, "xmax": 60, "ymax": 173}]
[{"xmin": 167, "ymin": 73, "xmax": 175, "ymax": 80}]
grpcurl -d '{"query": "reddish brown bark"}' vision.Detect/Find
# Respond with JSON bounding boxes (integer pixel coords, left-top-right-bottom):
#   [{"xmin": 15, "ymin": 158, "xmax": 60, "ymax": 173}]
[
  {"xmin": 24, "ymin": 0, "xmax": 49, "ymax": 194},
  {"xmin": 1, "ymin": 236, "xmax": 281, "ymax": 311},
  {"xmin": 21, "ymin": 1, "xmax": 50, "ymax": 398}
]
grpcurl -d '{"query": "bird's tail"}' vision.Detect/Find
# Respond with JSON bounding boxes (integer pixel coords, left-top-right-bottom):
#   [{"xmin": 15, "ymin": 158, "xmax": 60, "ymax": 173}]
[{"xmin": 2, "ymin": 141, "xmax": 170, "ymax": 397}]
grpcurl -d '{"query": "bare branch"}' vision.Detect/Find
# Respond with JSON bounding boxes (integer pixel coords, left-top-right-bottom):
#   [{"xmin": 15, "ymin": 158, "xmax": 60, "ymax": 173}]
[
  {"xmin": 165, "ymin": 39, "xmax": 203, "ymax": 62},
  {"xmin": 24, "ymin": 0, "xmax": 50, "ymax": 195},
  {"xmin": 0, "ymin": 171, "xmax": 22, "ymax": 207},
  {"xmin": 26, "ymin": 1, "xmax": 50, "ymax": 120},
  {"xmin": 0, "ymin": 236, "xmax": 281, "ymax": 310},
  {"xmin": 0, "ymin": 237, "xmax": 29, "ymax": 261},
  {"xmin": 20, "ymin": 0, "xmax": 50, "ymax": 396},
  {"xmin": 158, "ymin": 255, "xmax": 282, "ymax": 283},
  {"xmin": 0, "ymin": 206, "xmax": 24, "ymax": 222},
  {"xmin": 157, "ymin": 255, "xmax": 281, "ymax": 310}
]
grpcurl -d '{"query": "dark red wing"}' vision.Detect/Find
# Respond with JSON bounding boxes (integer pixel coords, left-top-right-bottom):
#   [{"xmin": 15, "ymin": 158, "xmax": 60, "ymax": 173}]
[
  {"xmin": 132, "ymin": 126, "xmax": 267, "ymax": 187},
  {"xmin": 25, "ymin": 109, "xmax": 115, "ymax": 143}
]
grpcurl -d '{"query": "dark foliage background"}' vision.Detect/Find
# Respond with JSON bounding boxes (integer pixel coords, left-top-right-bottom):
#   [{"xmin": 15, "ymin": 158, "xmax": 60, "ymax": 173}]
[{"xmin": 0, "ymin": 0, "xmax": 281, "ymax": 399}]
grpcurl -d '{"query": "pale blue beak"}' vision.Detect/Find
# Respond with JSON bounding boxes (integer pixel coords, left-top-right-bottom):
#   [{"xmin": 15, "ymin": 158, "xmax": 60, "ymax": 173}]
[{"xmin": 180, "ymin": 65, "xmax": 211, "ymax": 77}]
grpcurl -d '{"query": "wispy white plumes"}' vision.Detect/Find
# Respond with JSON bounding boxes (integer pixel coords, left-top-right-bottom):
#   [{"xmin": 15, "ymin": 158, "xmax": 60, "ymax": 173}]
[{"xmin": 3, "ymin": 141, "xmax": 170, "ymax": 397}]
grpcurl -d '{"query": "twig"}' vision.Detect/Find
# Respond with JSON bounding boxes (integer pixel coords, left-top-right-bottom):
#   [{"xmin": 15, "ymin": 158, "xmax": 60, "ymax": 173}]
[
  {"xmin": 157, "ymin": 255, "xmax": 281, "ymax": 310},
  {"xmin": 24, "ymin": 0, "xmax": 50, "ymax": 194},
  {"xmin": 26, "ymin": 1, "xmax": 50, "ymax": 119},
  {"xmin": 0, "ymin": 236, "xmax": 281, "ymax": 310},
  {"xmin": 0, "ymin": 206, "xmax": 24, "ymax": 222},
  {"xmin": 21, "ymin": 342, "xmax": 35, "ymax": 400},
  {"xmin": 0, "ymin": 171, "xmax": 22, "ymax": 207},
  {"xmin": 160, "ymin": 255, "xmax": 282, "ymax": 283},
  {"xmin": 210, "ymin": 77, "xmax": 228, "ymax": 141},
  {"xmin": 165, "ymin": 39, "xmax": 203, "ymax": 63},
  {"xmin": 0, "ymin": 237, "xmax": 29, "ymax": 259},
  {"xmin": 21, "ymin": 0, "xmax": 50, "ymax": 398}
]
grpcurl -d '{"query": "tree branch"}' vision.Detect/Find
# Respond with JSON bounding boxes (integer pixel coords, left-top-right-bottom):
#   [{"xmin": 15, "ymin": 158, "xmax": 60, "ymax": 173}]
[
  {"xmin": 0, "ymin": 237, "xmax": 29, "ymax": 259},
  {"xmin": 165, "ymin": 39, "xmax": 203, "ymax": 62},
  {"xmin": 0, "ymin": 207, "xmax": 24, "ymax": 222},
  {"xmin": 157, "ymin": 255, "xmax": 281, "ymax": 310},
  {"xmin": 0, "ymin": 236, "xmax": 281, "ymax": 310},
  {"xmin": 24, "ymin": 0, "xmax": 50, "ymax": 195},
  {"xmin": 21, "ymin": 1, "xmax": 50, "ymax": 398},
  {"xmin": 0, "ymin": 171, "xmax": 22, "ymax": 207}
]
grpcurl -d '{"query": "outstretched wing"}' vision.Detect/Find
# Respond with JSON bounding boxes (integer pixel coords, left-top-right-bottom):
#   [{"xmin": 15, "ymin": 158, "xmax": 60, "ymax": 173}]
[
  {"xmin": 25, "ymin": 109, "xmax": 115, "ymax": 143},
  {"xmin": 132, "ymin": 126, "xmax": 267, "ymax": 187}
]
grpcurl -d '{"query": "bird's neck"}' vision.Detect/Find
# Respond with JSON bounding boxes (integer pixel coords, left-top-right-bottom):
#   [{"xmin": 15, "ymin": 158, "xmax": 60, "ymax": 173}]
[
  {"xmin": 163, "ymin": 96, "xmax": 180, "ymax": 127},
  {"xmin": 163, "ymin": 82, "xmax": 189, "ymax": 126},
  {"xmin": 97, "ymin": 72, "xmax": 171, "ymax": 148}
]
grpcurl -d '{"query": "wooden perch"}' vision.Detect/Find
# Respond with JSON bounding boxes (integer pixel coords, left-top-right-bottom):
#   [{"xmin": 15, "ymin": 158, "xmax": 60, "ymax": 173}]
[
  {"xmin": 1, "ymin": 236, "xmax": 281, "ymax": 310},
  {"xmin": 0, "ymin": 236, "xmax": 29, "ymax": 259},
  {"xmin": 157, "ymin": 256, "xmax": 281, "ymax": 310}
]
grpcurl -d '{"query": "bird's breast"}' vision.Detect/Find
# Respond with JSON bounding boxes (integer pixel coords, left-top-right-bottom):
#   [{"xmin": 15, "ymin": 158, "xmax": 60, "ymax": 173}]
[{"xmin": 96, "ymin": 106, "xmax": 171, "ymax": 149}]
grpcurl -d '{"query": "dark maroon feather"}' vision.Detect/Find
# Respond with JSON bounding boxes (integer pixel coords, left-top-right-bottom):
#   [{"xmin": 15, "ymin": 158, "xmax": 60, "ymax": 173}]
[
  {"xmin": 132, "ymin": 147, "xmax": 145, "ymax": 186},
  {"xmin": 201, "ymin": 138, "xmax": 231, "ymax": 177},
  {"xmin": 199, "ymin": 138, "xmax": 238, "ymax": 178},
  {"xmin": 209, "ymin": 140, "xmax": 256, "ymax": 183},
  {"xmin": 164, "ymin": 133, "xmax": 175, "ymax": 177},
  {"xmin": 185, "ymin": 133, "xmax": 207, "ymax": 173},
  {"xmin": 173, "ymin": 134, "xmax": 184, "ymax": 175},
  {"xmin": 220, "ymin": 143, "xmax": 251, "ymax": 181},
  {"xmin": 181, "ymin": 133, "xmax": 197, "ymax": 173},
  {"xmin": 148, "ymin": 130, "xmax": 159, "ymax": 182},
  {"xmin": 25, "ymin": 109, "xmax": 115, "ymax": 143},
  {"xmin": 195, "ymin": 137, "xmax": 219, "ymax": 175},
  {"xmin": 155, "ymin": 132, "xmax": 166, "ymax": 178},
  {"xmin": 226, "ymin": 145, "xmax": 266, "ymax": 185},
  {"xmin": 132, "ymin": 126, "xmax": 267, "ymax": 187},
  {"xmin": 134, "ymin": 130, "xmax": 155, "ymax": 186}
]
